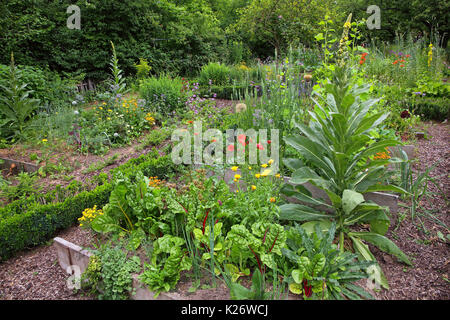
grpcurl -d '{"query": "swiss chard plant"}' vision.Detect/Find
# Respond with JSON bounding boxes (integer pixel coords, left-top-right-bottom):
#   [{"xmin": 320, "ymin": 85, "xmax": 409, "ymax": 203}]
[
  {"xmin": 279, "ymin": 66, "xmax": 412, "ymax": 289},
  {"xmin": 139, "ymin": 234, "xmax": 192, "ymax": 298},
  {"xmin": 283, "ymin": 222, "xmax": 374, "ymax": 300}
]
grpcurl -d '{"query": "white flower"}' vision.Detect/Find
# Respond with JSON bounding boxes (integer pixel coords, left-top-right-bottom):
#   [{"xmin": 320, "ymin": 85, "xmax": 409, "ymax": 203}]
[
  {"xmin": 72, "ymin": 101, "xmax": 77, "ymax": 105},
  {"xmin": 74, "ymin": 110, "xmax": 79, "ymax": 115},
  {"xmin": 113, "ymin": 133, "xmax": 119, "ymax": 137}
]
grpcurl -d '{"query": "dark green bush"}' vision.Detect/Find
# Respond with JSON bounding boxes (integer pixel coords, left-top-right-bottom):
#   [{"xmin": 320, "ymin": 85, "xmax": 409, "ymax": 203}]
[{"xmin": 410, "ymin": 97, "xmax": 449, "ymax": 121}]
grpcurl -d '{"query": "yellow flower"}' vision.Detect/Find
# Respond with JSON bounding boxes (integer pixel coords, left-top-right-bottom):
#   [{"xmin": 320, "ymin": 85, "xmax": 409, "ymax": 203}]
[
  {"xmin": 275, "ymin": 173, "xmax": 281, "ymax": 178},
  {"xmin": 108, "ymin": 109, "xmax": 112, "ymax": 112},
  {"xmin": 231, "ymin": 166, "xmax": 239, "ymax": 172},
  {"xmin": 270, "ymin": 197, "xmax": 276, "ymax": 203},
  {"xmin": 261, "ymin": 164, "xmax": 268, "ymax": 168},
  {"xmin": 255, "ymin": 173, "xmax": 261, "ymax": 179},
  {"xmin": 248, "ymin": 166, "xmax": 252, "ymax": 170},
  {"xmin": 42, "ymin": 139, "xmax": 48, "ymax": 142},
  {"xmin": 99, "ymin": 106, "xmax": 103, "ymax": 110},
  {"xmin": 234, "ymin": 174, "xmax": 241, "ymax": 180},
  {"xmin": 261, "ymin": 169, "xmax": 272, "ymax": 177},
  {"xmin": 268, "ymin": 159, "xmax": 274, "ymax": 165},
  {"xmin": 251, "ymin": 185, "xmax": 256, "ymax": 190}
]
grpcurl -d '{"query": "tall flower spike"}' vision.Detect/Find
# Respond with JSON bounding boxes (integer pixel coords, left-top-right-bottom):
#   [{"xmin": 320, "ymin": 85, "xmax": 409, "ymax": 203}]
[{"xmin": 337, "ymin": 13, "xmax": 353, "ymax": 67}]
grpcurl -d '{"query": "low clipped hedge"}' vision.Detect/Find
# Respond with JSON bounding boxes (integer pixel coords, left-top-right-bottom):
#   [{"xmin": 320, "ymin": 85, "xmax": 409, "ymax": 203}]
[
  {"xmin": 0, "ymin": 148, "xmax": 183, "ymax": 261},
  {"xmin": 410, "ymin": 97, "xmax": 450, "ymax": 121}
]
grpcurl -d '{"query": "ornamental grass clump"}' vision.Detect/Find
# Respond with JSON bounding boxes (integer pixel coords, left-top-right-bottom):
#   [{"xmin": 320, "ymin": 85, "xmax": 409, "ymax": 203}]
[{"xmin": 279, "ymin": 65, "xmax": 412, "ymax": 289}]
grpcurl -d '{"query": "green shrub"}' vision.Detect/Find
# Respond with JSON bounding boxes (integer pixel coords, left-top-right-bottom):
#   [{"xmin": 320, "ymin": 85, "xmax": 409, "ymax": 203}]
[
  {"xmin": 134, "ymin": 58, "xmax": 152, "ymax": 80},
  {"xmin": 199, "ymin": 62, "xmax": 230, "ymax": 86},
  {"xmin": 139, "ymin": 75, "xmax": 186, "ymax": 115}
]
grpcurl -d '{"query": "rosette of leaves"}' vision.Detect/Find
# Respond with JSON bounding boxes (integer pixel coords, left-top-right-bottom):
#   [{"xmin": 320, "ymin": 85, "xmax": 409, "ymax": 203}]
[
  {"xmin": 279, "ymin": 66, "xmax": 412, "ymax": 289},
  {"xmin": 224, "ymin": 222, "xmax": 286, "ymax": 280},
  {"xmin": 139, "ymin": 235, "xmax": 192, "ymax": 298},
  {"xmin": 283, "ymin": 222, "xmax": 374, "ymax": 300}
]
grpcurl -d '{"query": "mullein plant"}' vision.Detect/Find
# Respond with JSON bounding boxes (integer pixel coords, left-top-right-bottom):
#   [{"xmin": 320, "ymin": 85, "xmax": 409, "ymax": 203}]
[
  {"xmin": 279, "ymin": 62, "xmax": 412, "ymax": 290},
  {"xmin": 0, "ymin": 53, "xmax": 40, "ymax": 139}
]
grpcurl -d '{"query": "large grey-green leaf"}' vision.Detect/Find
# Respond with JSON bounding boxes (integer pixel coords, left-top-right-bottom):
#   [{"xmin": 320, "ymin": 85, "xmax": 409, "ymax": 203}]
[
  {"xmin": 349, "ymin": 232, "xmax": 412, "ymax": 266},
  {"xmin": 342, "ymin": 189, "xmax": 365, "ymax": 215},
  {"xmin": 350, "ymin": 236, "xmax": 389, "ymax": 289},
  {"xmin": 279, "ymin": 204, "xmax": 333, "ymax": 222}
]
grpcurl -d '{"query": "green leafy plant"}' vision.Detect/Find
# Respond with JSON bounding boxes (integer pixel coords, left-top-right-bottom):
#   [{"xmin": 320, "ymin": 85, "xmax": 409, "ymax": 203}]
[
  {"xmin": 222, "ymin": 268, "xmax": 271, "ymax": 300},
  {"xmin": 0, "ymin": 172, "xmax": 41, "ymax": 202},
  {"xmin": 279, "ymin": 66, "xmax": 412, "ymax": 289},
  {"xmin": 139, "ymin": 74, "xmax": 186, "ymax": 115},
  {"xmin": 84, "ymin": 244, "xmax": 141, "ymax": 300},
  {"xmin": 139, "ymin": 234, "xmax": 192, "ymax": 298},
  {"xmin": 283, "ymin": 222, "xmax": 374, "ymax": 300},
  {"xmin": 109, "ymin": 41, "xmax": 128, "ymax": 94},
  {"xmin": 134, "ymin": 58, "xmax": 152, "ymax": 80},
  {"xmin": 0, "ymin": 53, "xmax": 40, "ymax": 139},
  {"xmin": 199, "ymin": 62, "xmax": 231, "ymax": 86}
]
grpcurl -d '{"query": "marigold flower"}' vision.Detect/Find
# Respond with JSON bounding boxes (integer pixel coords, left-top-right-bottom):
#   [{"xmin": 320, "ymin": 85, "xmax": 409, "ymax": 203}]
[
  {"xmin": 231, "ymin": 166, "xmax": 239, "ymax": 172},
  {"xmin": 234, "ymin": 174, "xmax": 241, "ymax": 180},
  {"xmin": 255, "ymin": 173, "xmax": 261, "ymax": 179},
  {"xmin": 251, "ymin": 185, "xmax": 257, "ymax": 190},
  {"xmin": 261, "ymin": 164, "xmax": 268, "ymax": 168},
  {"xmin": 270, "ymin": 197, "xmax": 276, "ymax": 203}
]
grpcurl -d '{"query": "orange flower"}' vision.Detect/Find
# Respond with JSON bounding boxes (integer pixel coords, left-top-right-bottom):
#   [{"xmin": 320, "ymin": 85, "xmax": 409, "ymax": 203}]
[{"xmin": 393, "ymin": 60, "xmax": 399, "ymax": 65}]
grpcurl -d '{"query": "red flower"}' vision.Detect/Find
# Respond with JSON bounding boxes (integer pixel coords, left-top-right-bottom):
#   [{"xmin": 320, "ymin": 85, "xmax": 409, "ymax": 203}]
[
  {"xmin": 400, "ymin": 64, "xmax": 405, "ymax": 67},
  {"xmin": 393, "ymin": 60, "xmax": 399, "ymax": 65},
  {"xmin": 267, "ymin": 140, "xmax": 271, "ymax": 144},
  {"xmin": 406, "ymin": 54, "xmax": 411, "ymax": 58}
]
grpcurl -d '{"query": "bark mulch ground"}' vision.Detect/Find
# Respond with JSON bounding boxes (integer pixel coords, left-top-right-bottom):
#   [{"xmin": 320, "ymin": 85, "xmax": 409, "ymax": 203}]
[{"xmin": 0, "ymin": 121, "xmax": 448, "ymax": 300}]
